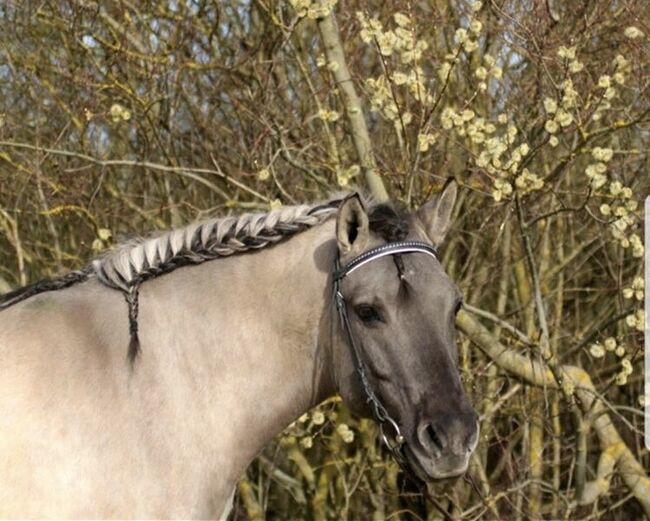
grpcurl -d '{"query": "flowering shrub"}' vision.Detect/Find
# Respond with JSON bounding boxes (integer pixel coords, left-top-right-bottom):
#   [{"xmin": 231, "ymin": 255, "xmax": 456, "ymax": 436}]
[{"xmin": 0, "ymin": 0, "xmax": 646, "ymax": 519}]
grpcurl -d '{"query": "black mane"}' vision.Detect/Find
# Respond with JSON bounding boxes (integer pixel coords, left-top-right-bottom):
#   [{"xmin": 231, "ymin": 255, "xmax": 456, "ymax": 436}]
[{"xmin": 0, "ymin": 267, "xmax": 92, "ymax": 311}]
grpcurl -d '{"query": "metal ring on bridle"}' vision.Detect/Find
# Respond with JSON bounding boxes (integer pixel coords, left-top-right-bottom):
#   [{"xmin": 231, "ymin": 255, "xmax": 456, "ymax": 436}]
[{"xmin": 380, "ymin": 416, "xmax": 405, "ymax": 449}]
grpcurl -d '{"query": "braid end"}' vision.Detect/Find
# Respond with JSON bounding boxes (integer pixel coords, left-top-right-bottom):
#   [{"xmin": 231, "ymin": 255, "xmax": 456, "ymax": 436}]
[
  {"xmin": 125, "ymin": 282, "xmax": 141, "ymax": 366},
  {"xmin": 127, "ymin": 331, "xmax": 140, "ymax": 365}
]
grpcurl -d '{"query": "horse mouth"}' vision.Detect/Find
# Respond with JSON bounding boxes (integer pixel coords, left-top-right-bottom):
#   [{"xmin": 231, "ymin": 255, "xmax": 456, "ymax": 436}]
[
  {"xmin": 397, "ymin": 416, "xmax": 479, "ymax": 482},
  {"xmin": 403, "ymin": 443, "xmax": 472, "ymax": 482}
]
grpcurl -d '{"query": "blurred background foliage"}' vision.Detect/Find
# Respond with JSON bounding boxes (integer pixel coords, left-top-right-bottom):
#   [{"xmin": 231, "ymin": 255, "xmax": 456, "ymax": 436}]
[{"xmin": 0, "ymin": 0, "xmax": 648, "ymax": 519}]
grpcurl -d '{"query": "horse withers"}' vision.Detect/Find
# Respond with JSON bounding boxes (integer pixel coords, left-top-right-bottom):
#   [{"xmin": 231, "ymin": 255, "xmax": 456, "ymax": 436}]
[{"xmin": 0, "ymin": 181, "xmax": 477, "ymax": 518}]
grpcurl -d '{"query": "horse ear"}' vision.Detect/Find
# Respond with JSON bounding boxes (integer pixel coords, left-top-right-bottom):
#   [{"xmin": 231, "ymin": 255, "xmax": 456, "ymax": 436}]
[
  {"xmin": 336, "ymin": 194, "xmax": 369, "ymax": 256},
  {"xmin": 417, "ymin": 178, "xmax": 458, "ymax": 246}
]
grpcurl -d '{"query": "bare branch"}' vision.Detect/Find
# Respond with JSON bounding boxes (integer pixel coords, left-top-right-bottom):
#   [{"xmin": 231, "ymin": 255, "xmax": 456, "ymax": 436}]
[{"xmin": 315, "ymin": 13, "xmax": 389, "ymax": 202}]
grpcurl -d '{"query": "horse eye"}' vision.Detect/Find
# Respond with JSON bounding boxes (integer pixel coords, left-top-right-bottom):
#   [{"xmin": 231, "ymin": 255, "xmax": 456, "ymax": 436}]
[
  {"xmin": 355, "ymin": 304, "xmax": 382, "ymax": 324},
  {"xmin": 454, "ymin": 300, "xmax": 463, "ymax": 315}
]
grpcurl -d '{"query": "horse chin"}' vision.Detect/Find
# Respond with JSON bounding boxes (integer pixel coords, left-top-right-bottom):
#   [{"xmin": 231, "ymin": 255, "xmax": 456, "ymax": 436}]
[{"xmin": 403, "ymin": 443, "xmax": 470, "ymax": 484}]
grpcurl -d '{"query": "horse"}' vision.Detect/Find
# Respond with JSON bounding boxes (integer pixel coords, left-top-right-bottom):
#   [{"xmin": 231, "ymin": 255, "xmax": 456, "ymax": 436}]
[{"xmin": 0, "ymin": 180, "xmax": 478, "ymax": 518}]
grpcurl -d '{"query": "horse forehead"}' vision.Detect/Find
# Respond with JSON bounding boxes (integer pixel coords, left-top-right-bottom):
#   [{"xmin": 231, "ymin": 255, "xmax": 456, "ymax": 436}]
[
  {"xmin": 345, "ymin": 253, "xmax": 457, "ymax": 303},
  {"xmin": 402, "ymin": 252, "xmax": 454, "ymax": 288}
]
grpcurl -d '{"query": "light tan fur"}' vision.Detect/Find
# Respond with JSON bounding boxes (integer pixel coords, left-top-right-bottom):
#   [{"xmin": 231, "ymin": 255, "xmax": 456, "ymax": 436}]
[
  {"xmin": 0, "ymin": 220, "xmax": 338, "ymax": 519},
  {"xmin": 0, "ymin": 184, "xmax": 478, "ymax": 518}
]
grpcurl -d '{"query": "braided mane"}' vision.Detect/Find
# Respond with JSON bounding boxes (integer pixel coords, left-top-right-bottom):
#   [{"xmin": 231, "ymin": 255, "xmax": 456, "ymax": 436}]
[
  {"xmin": 0, "ymin": 198, "xmax": 343, "ymax": 361},
  {"xmin": 93, "ymin": 200, "xmax": 341, "ymax": 291},
  {"xmin": 0, "ymin": 195, "xmax": 409, "ymax": 364}
]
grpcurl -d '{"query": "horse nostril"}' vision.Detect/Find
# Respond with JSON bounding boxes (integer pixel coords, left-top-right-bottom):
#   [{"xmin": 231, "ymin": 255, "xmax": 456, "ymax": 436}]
[{"xmin": 426, "ymin": 423, "xmax": 445, "ymax": 453}]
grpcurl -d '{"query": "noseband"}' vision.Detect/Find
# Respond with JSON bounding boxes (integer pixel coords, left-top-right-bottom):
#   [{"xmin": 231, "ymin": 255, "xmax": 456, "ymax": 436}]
[{"xmin": 332, "ymin": 241, "xmax": 438, "ymax": 458}]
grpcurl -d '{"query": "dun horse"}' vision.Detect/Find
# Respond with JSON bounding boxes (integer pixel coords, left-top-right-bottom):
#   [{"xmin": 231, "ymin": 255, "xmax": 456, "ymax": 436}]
[{"xmin": 0, "ymin": 181, "xmax": 478, "ymax": 518}]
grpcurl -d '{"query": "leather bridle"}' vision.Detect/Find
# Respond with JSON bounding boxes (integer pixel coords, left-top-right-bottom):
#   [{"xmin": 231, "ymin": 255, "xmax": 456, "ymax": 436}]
[
  {"xmin": 333, "ymin": 240, "xmax": 438, "ymax": 450},
  {"xmin": 332, "ymin": 240, "xmax": 463, "ymax": 520},
  {"xmin": 333, "ymin": 240, "xmax": 460, "ymax": 519}
]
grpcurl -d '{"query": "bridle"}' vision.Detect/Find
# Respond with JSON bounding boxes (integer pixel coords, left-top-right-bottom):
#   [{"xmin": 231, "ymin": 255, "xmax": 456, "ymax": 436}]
[
  {"xmin": 333, "ymin": 240, "xmax": 438, "ymax": 453},
  {"xmin": 332, "ymin": 240, "xmax": 457, "ymax": 519}
]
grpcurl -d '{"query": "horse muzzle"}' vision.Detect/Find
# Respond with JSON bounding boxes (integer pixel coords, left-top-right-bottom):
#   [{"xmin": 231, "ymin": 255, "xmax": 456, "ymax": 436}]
[{"xmin": 408, "ymin": 412, "xmax": 480, "ymax": 481}]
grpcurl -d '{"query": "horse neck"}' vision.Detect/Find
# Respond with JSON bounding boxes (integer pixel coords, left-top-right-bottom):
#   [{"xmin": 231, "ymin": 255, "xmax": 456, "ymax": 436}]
[{"xmin": 137, "ymin": 218, "xmax": 338, "ymax": 477}]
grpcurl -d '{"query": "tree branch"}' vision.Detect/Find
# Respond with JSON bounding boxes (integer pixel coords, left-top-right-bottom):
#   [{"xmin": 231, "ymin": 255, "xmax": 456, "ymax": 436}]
[
  {"xmin": 315, "ymin": 13, "xmax": 389, "ymax": 202},
  {"xmin": 457, "ymin": 310, "xmax": 650, "ymax": 517}
]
